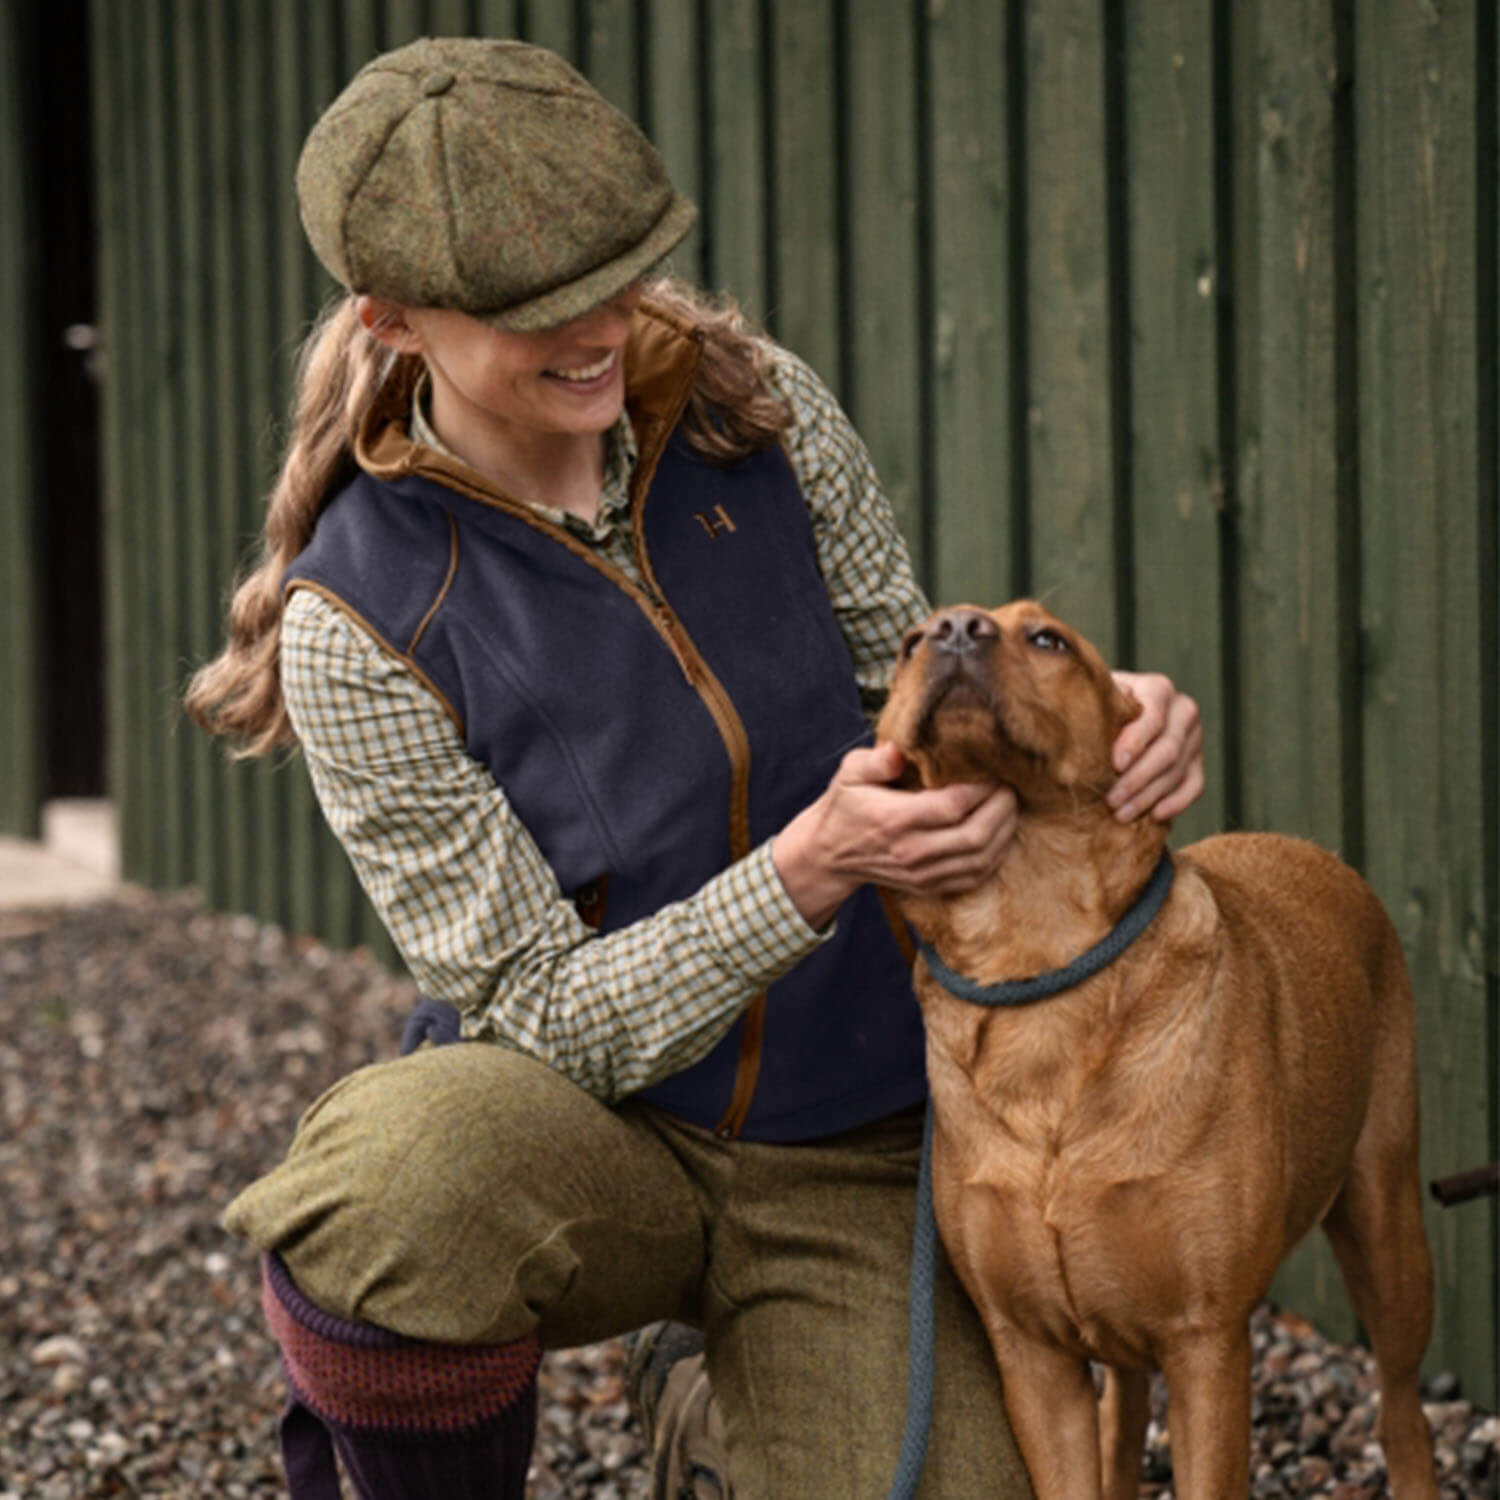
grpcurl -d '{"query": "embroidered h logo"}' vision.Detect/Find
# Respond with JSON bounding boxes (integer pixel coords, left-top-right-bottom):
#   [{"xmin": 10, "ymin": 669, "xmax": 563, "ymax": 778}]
[{"xmin": 694, "ymin": 504, "xmax": 737, "ymax": 540}]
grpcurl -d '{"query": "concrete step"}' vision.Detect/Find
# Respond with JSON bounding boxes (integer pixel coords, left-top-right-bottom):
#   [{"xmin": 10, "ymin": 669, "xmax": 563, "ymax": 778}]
[{"xmin": 0, "ymin": 800, "xmax": 121, "ymax": 908}]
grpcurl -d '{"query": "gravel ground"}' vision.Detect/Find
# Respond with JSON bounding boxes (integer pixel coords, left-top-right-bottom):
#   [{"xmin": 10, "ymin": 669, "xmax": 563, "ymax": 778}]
[{"xmin": 1, "ymin": 891, "xmax": 1495, "ymax": 1499}]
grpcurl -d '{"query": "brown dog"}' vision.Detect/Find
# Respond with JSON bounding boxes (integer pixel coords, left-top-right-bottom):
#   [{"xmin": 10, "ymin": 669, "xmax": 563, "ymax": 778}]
[{"xmin": 876, "ymin": 600, "xmax": 1438, "ymax": 1500}]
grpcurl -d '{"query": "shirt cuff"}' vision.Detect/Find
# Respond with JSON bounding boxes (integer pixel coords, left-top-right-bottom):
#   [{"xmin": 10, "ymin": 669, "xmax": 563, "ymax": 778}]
[{"xmin": 698, "ymin": 841, "xmax": 836, "ymax": 988}]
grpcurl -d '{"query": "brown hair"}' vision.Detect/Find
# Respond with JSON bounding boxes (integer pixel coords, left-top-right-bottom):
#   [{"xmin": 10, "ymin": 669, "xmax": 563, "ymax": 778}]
[
  {"xmin": 640, "ymin": 276, "xmax": 793, "ymax": 461},
  {"xmin": 185, "ymin": 276, "xmax": 793, "ymax": 755}
]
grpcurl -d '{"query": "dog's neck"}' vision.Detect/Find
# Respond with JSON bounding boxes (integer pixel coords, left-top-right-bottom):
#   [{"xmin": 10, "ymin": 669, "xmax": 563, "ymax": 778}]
[{"xmin": 913, "ymin": 809, "xmax": 1169, "ymax": 989}]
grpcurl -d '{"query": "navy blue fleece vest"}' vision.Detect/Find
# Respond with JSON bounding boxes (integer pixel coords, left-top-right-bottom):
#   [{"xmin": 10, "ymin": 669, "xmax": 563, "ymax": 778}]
[{"xmin": 285, "ymin": 429, "xmax": 926, "ymax": 1141}]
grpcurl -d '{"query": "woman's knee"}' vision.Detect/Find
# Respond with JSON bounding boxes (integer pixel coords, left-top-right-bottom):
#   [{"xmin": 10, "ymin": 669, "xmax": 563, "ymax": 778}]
[{"xmin": 223, "ymin": 1044, "xmax": 701, "ymax": 1344}]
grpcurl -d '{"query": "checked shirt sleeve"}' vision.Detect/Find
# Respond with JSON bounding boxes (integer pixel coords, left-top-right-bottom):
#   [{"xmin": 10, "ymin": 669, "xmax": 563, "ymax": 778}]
[
  {"xmin": 763, "ymin": 345, "xmax": 933, "ymax": 720},
  {"xmin": 280, "ymin": 589, "xmax": 830, "ymax": 1102}
]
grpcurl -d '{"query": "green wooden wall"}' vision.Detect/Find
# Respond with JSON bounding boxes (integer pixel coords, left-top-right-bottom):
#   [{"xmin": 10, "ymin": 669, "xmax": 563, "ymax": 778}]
[
  {"xmin": 0, "ymin": 4, "xmax": 41, "ymax": 837},
  {"xmin": 83, "ymin": 0, "xmax": 1497, "ymax": 1403}
]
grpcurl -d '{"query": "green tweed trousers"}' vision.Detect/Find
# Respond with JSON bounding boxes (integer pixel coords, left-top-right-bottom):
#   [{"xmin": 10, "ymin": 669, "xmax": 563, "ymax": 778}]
[{"xmin": 224, "ymin": 1044, "xmax": 1031, "ymax": 1500}]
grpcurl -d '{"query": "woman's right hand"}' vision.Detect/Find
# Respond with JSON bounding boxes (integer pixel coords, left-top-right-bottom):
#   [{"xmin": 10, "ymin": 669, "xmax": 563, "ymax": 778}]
[{"xmin": 771, "ymin": 743, "xmax": 1019, "ymax": 930}]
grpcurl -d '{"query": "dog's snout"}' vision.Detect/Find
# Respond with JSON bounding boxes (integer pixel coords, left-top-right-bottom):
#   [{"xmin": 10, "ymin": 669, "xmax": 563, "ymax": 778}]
[{"xmin": 925, "ymin": 608, "xmax": 998, "ymax": 656}]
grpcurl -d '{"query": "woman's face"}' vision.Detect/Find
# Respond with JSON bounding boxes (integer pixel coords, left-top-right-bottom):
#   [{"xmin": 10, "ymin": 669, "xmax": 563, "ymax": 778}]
[{"xmin": 397, "ymin": 281, "xmax": 643, "ymax": 441}]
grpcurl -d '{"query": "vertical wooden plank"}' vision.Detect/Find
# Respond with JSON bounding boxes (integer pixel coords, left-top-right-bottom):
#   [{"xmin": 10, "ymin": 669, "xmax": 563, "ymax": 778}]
[
  {"xmin": 269, "ymin": 0, "xmax": 325, "ymax": 940},
  {"xmin": 1123, "ymin": 0, "xmax": 1224, "ymax": 845},
  {"xmin": 844, "ymin": 1, "xmax": 924, "ymax": 580},
  {"xmin": 523, "ymin": 0, "xmax": 579, "ymax": 63},
  {"xmin": 1024, "ymin": 0, "xmax": 1118, "ymax": 658},
  {"xmin": 1235, "ymin": 0, "xmax": 1357, "ymax": 1344},
  {"xmin": 1486, "ymin": 0, "xmax": 1500, "ymax": 1412},
  {"xmin": 926, "ymin": 0, "xmax": 1013, "ymax": 610},
  {"xmin": 171, "ymin": 0, "xmax": 222, "ymax": 899},
  {"xmin": 299, "ymin": 0, "xmax": 372, "ymax": 954},
  {"xmin": 202, "ymin": 1, "xmax": 251, "ymax": 913},
  {"xmin": 1236, "ymin": 0, "xmax": 1346, "ymax": 850},
  {"xmin": 583, "ymin": 0, "xmax": 638, "ymax": 117},
  {"xmin": 144, "ymin": 0, "xmax": 189, "ymax": 888},
  {"xmin": 382, "ymin": 0, "xmax": 427, "ymax": 50},
  {"xmin": 88, "ymin": 0, "xmax": 122, "ymax": 848},
  {"xmin": 767, "ymin": 0, "xmax": 840, "ymax": 390},
  {"xmin": 0, "ymin": 3, "xmax": 40, "ymax": 837},
  {"xmin": 118, "ymin": 0, "xmax": 158, "ymax": 883},
  {"xmin": 241, "ymin": 0, "xmax": 294, "ymax": 928},
  {"xmin": 91, "ymin": 0, "xmax": 138, "ymax": 870},
  {"xmin": 430, "ymin": 0, "xmax": 475, "ymax": 36},
  {"xmin": 342, "ymin": 4, "xmax": 382, "ymax": 74},
  {"xmin": 645, "ymin": 0, "xmax": 705, "ymax": 283},
  {"xmin": 1358, "ymin": 0, "xmax": 1495, "ymax": 1406},
  {"xmin": 702, "ymin": 0, "xmax": 766, "ymax": 312},
  {"xmin": 474, "ymin": 0, "xmax": 523, "ymax": 37}
]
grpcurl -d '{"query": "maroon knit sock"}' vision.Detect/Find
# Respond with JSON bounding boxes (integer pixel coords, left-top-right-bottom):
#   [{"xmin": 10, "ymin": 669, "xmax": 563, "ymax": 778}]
[{"xmin": 261, "ymin": 1254, "xmax": 540, "ymax": 1500}]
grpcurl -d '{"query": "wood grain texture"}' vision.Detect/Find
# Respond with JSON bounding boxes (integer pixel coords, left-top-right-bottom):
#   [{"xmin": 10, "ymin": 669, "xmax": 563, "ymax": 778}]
[
  {"xmin": 1024, "ymin": 0, "xmax": 1118, "ymax": 658},
  {"xmin": 767, "ymin": 0, "xmax": 841, "ymax": 392},
  {"xmin": 0, "ymin": 4, "xmax": 41, "ymax": 836},
  {"xmin": 703, "ymin": 0, "xmax": 766, "ymax": 312},
  {"xmin": 845, "ymin": 0, "xmax": 924, "ymax": 579},
  {"xmin": 1123, "ymin": 0, "xmax": 1224, "ymax": 845},
  {"xmin": 925, "ymin": 0, "xmax": 1014, "ymax": 611},
  {"xmin": 1355, "ymin": 0, "xmax": 1494, "ymax": 1406}
]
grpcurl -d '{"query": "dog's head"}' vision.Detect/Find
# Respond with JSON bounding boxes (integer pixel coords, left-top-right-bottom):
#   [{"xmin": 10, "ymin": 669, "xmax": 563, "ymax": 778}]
[{"xmin": 876, "ymin": 600, "xmax": 1142, "ymax": 811}]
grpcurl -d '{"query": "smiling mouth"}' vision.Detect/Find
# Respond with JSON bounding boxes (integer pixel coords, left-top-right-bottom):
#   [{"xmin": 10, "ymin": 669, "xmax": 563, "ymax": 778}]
[{"xmin": 544, "ymin": 351, "xmax": 617, "ymax": 385}]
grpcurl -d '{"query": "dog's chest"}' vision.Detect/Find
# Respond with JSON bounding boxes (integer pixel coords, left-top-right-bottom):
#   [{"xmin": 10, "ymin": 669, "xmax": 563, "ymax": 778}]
[{"xmin": 934, "ymin": 1080, "xmax": 1190, "ymax": 1367}]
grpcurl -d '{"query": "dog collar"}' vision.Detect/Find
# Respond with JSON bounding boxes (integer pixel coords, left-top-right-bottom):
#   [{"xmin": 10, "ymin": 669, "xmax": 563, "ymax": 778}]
[{"xmin": 917, "ymin": 852, "xmax": 1175, "ymax": 1007}]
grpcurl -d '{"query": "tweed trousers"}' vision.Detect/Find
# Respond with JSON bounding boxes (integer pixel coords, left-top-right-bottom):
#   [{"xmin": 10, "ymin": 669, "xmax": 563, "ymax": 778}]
[{"xmin": 223, "ymin": 1044, "xmax": 1031, "ymax": 1500}]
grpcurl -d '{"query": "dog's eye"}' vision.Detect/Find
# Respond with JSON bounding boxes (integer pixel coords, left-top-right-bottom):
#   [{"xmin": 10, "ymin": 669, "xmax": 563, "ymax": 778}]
[
  {"xmin": 1027, "ymin": 627, "xmax": 1072, "ymax": 653},
  {"xmin": 899, "ymin": 627, "xmax": 924, "ymax": 661}
]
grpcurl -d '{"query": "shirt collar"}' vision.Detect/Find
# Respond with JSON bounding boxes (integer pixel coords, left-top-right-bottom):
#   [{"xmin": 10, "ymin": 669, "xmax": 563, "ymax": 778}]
[{"xmin": 409, "ymin": 369, "xmax": 639, "ymax": 538}]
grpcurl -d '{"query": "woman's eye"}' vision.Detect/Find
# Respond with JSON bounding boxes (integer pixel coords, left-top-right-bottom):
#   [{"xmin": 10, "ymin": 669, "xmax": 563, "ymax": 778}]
[{"xmin": 1027, "ymin": 628, "xmax": 1071, "ymax": 653}]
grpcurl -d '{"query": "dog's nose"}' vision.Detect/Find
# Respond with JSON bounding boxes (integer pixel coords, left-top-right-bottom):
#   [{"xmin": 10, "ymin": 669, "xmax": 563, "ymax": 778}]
[{"xmin": 925, "ymin": 608, "xmax": 998, "ymax": 656}]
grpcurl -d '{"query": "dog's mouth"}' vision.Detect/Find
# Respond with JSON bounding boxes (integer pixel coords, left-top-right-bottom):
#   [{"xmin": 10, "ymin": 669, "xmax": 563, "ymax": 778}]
[
  {"xmin": 898, "ymin": 650, "xmax": 1058, "ymax": 794},
  {"xmin": 911, "ymin": 656, "xmax": 994, "ymax": 737}
]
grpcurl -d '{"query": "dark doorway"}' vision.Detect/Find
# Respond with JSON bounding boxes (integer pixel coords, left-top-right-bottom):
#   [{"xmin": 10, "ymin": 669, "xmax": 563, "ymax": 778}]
[{"xmin": 16, "ymin": 0, "xmax": 105, "ymax": 798}]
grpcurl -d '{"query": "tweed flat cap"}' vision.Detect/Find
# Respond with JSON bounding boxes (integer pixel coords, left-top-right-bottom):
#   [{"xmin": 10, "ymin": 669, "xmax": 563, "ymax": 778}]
[{"xmin": 297, "ymin": 37, "xmax": 697, "ymax": 331}]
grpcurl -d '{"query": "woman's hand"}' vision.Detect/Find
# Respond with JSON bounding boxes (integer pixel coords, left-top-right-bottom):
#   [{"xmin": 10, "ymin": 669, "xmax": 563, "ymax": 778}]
[
  {"xmin": 1107, "ymin": 671, "xmax": 1204, "ymax": 823},
  {"xmin": 772, "ymin": 743, "xmax": 1018, "ymax": 930}
]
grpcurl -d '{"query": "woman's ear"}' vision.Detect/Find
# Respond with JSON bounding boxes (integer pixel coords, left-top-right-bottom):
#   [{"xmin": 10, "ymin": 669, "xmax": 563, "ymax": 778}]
[{"xmin": 356, "ymin": 294, "xmax": 423, "ymax": 355}]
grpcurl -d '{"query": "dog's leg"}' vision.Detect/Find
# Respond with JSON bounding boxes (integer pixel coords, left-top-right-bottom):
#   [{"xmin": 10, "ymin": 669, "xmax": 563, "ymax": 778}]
[
  {"xmin": 982, "ymin": 1326, "xmax": 1102, "ymax": 1500},
  {"xmin": 1096, "ymin": 1365, "xmax": 1149, "ymax": 1500},
  {"xmin": 1158, "ymin": 1329, "xmax": 1252, "ymax": 1500},
  {"xmin": 1322, "ymin": 1159, "xmax": 1440, "ymax": 1497}
]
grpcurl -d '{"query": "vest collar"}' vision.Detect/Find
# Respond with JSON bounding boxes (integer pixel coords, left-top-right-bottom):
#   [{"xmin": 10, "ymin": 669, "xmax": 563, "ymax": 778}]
[
  {"xmin": 353, "ymin": 302, "xmax": 706, "ymax": 515},
  {"xmin": 917, "ymin": 853, "xmax": 1175, "ymax": 1008}
]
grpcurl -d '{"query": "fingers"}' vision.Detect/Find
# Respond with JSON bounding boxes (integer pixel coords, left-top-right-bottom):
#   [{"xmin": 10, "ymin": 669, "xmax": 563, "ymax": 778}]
[
  {"xmin": 841, "ymin": 744, "xmax": 1003, "ymax": 827},
  {"xmin": 1110, "ymin": 671, "xmax": 1173, "ymax": 773},
  {"xmin": 1108, "ymin": 693, "xmax": 1204, "ymax": 822},
  {"xmin": 878, "ymin": 783, "xmax": 1019, "ymax": 893},
  {"xmin": 839, "ymin": 742, "xmax": 908, "ymax": 786}
]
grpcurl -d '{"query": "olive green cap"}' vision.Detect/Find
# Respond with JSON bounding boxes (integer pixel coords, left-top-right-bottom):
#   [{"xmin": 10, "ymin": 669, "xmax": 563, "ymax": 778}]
[{"xmin": 296, "ymin": 37, "xmax": 697, "ymax": 331}]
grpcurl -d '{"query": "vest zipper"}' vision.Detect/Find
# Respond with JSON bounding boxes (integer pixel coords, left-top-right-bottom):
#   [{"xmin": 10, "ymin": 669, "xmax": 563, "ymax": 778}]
[{"xmin": 628, "ymin": 513, "xmax": 761, "ymax": 1141}]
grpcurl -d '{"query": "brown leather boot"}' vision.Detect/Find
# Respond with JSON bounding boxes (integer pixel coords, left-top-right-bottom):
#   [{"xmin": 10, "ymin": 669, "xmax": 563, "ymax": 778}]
[{"xmin": 626, "ymin": 1322, "xmax": 731, "ymax": 1500}]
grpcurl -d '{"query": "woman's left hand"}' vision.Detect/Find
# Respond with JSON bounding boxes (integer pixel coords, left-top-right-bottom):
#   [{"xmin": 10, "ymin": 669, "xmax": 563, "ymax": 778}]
[{"xmin": 1107, "ymin": 672, "xmax": 1205, "ymax": 823}]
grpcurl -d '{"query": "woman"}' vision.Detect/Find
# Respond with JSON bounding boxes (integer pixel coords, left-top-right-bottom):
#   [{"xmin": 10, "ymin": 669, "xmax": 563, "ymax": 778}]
[{"xmin": 191, "ymin": 36, "xmax": 1203, "ymax": 1500}]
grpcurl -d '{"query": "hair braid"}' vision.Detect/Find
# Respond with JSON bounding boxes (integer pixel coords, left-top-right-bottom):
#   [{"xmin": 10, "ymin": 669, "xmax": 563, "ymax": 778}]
[{"xmin": 183, "ymin": 296, "xmax": 417, "ymax": 755}]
